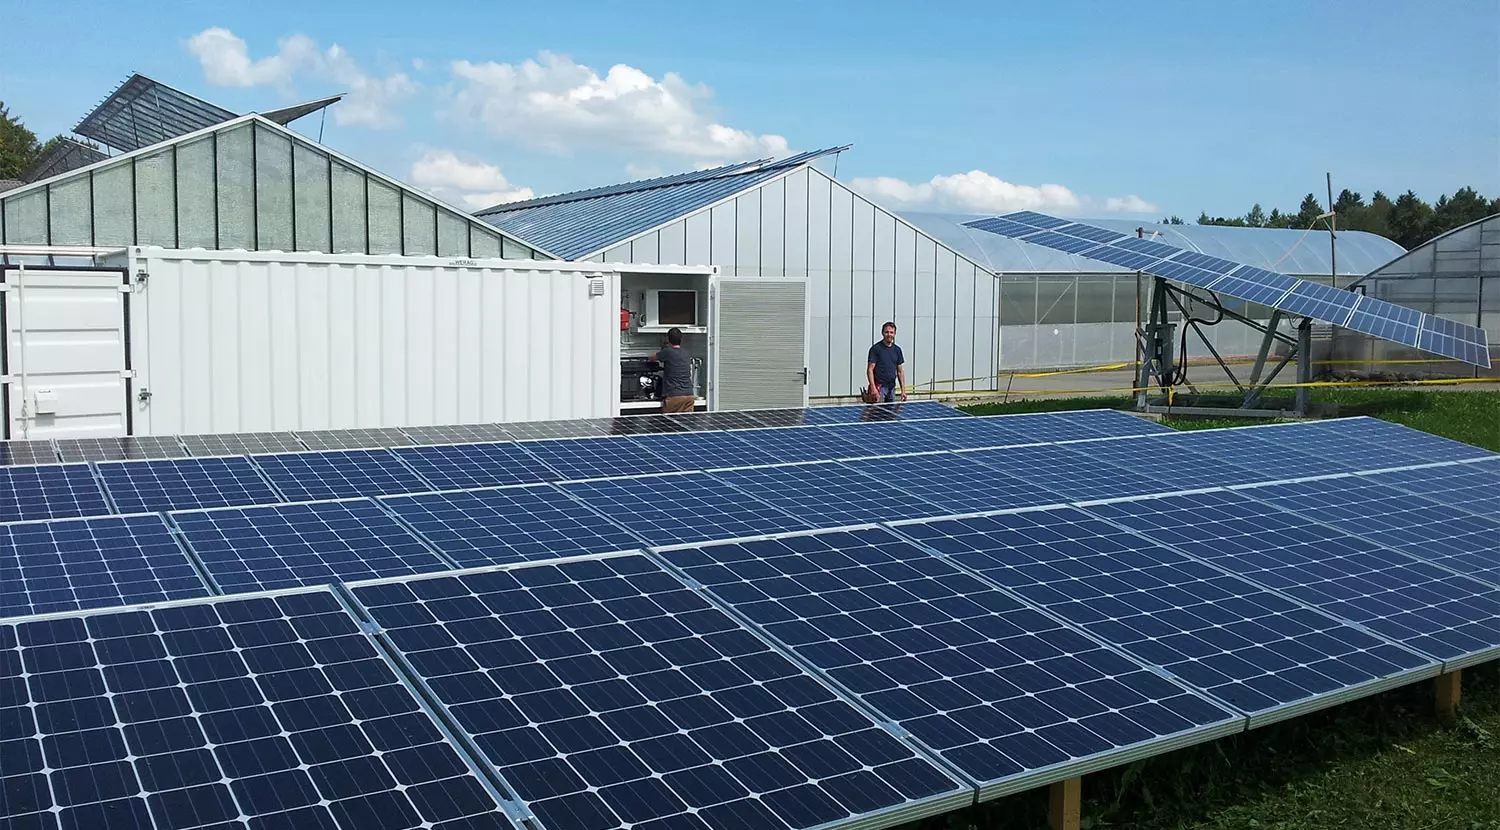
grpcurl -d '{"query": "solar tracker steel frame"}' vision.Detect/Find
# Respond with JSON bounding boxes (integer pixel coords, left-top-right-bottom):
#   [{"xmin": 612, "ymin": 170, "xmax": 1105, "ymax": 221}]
[
  {"xmin": 647, "ymin": 524, "xmax": 1245, "ymax": 803},
  {"xmin": 886, "ymin": 504, "xmax": 1444, "ymax": 730},
  {"xmin": 0, "ymin": 583, "xmax": 530, "ymax": 829},
  {"xmin": 342, "ymin": 550, "xmax": 980, "ymax": 830}
]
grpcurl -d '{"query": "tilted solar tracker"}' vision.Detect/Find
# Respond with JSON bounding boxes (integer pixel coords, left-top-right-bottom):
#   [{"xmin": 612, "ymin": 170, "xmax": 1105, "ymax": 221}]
[
  {"xmin": 350, "ymin": 555, "xmax": 972, "ymax": 830},
  {"xmin": 1081, "ymin": 489, "xmax": 1500, "ymax": 668},
  {"xmin": 95, "ymin": 456, "xmax": 285, "ymax": 514},
  {"xmin": 250, "ymin": 448, "xmax": 436, "ymax": 501},
  {"xmin": 712, "ymin": 461, "xmax": 939, "ymax": 530},
  {"xmin": 0, "ymin": 463, "xmax": 114, "ymax": 522},
  {"xmin": 0, "ymin": 440, "xmax": 58, "ymax": 466},
  {"xmin": 393, "ymin": 441, "xmax": 562, "ymax": 491},
  {"xmin": 1360, "ymin": 457, "xmax": 1500, "ymax": 518},
  {"xmin": 379, "ymin": 485, "xmax": 642, "ymax": 568},
  {"xmin": 840, "ymin": 452, "xmax": 1070, "ymax": 517},
  {"xmin": 0, "ymin": 514, "xmax": 210, "ymax": 618},
  {"xmin": 560, "ymin": 471, "xmax": 808, "ymax": 546},
  {"xmin": 896, "ymin": 508, "xmax": 1438, "ymax": 725},
  {"xmin": 171, "ymin": 499, "xmax": 453, "ymax": 593},
  {"xmin": 513, "ymin": 434, "xmax": 686, "ymax": 481},
  {"xmin": 627, "ymin": 428, "xmax": 790, "ymax": 471},
  {"xmin": 0, "ymin": 589, "xmax": 521, "ymax": 830},
  {"xmin": 54, "ymin": 435, "xmax": 191, "ymax": 463},
  {"xmin": 295, "ymin": 426, "xmax": 415, "ymax": 451},
  {"xmin": 1225, "ymin": 475, "xmax": 1500, "ymax": 587},
  {"xmin": 178, "ymin": 431, "xmax": 308, "ymax": 457},
  {"xmin": 967, "ymin": 211, "xmax": 1492, "ymax": 367},
  {"xmin": 659, "ymin": 528, "xmax": 1240, "ymax": 798}
]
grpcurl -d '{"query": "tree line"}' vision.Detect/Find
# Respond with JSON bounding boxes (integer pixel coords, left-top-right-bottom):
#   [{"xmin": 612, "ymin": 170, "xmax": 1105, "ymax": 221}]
[
  {"xmin": 0, "ymin": 102, "xmax": 96, "ymax": 182},
  {"xmin": 1160, "ymin": 186, "xmax": 1500, "ymax": 250}
]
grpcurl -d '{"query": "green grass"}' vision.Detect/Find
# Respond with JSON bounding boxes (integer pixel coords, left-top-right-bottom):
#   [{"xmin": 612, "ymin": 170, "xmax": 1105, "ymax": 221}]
[
  {"xmin": 959, "ymin": 388, "xmax": 1500, "ymax": 451},
  {"xmin": 933, "ymin": 388, "xmax": 1500, "ymax": 829}
]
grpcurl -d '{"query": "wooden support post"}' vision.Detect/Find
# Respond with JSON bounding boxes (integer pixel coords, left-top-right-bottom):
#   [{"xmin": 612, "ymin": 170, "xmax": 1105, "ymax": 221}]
[
  {"xmin": 1050, "ymin": 776, "xmax": 1082, "ymax": 830},
  {"xmin": 1436, "ymin": 670, "xmax": 1462, "ymax": 719}
]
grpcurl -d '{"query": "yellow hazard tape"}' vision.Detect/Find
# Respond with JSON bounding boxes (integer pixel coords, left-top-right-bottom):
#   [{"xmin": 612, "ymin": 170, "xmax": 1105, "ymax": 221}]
[
  {"xmin": 917, "ymin": 356, "xmax": 1490, "ymax": 392},
  {"xmin": 924, "ymin": 375, "xmax": 1500, "ymax": 401}
]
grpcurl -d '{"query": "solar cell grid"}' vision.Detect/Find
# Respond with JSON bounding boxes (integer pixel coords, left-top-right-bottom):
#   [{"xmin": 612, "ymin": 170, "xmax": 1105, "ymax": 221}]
[
  {"xmin": 398, "ymin": 423, "xmax": 515, "ymax": 446},
  {"xmin": 723, "ymin": 426, "xmax": 869, "ymax": 464},
  {"xmin": 961, "ymin": 444, "xmax": 1166, "ymax": 502},
  {"xmin": 1276, "ymin": 281, "xmax": 1360, "ymax": 325},
  {"xmin": 627, "ymin": 429, "xmax": 787, "ymax": 470},
  {"xmin": 351, "ymin": 555, "xmax": 970, "ymax": 830},
  {"xmin": 1068, "ymin": 246, "xmax": 1160, "ymax": 271},
  {"xmin": 1343, "ymin": 301, "xmax": 1422, "ymax": 345},
  {"xmin": 171, "ymin": 499, "xmax": 453, "ymax": 594},
  {"xmin": 1146, "ymin": 260, "xmax": 1223, "ymax": 289},
  {"xmin": 819, "ymin": 421, "xmax": 977, "ymax": 455},
  {"xmin": 1230, "ymin": 475, "xmax": 1500, "ymax": 587},
  {"xmin": 656, "ymin": 410, "xmax": 771, "ymax": 431},
  {"xmin": 598, "ymin": 414, "xmax": 692, "ymax": 435},
  {"xmin": 1362, "ymin": 458, "xmax": 1500, "ymax": 518},
  {"xmin": 295, "ymin": 426, "xmax": 414, "ymax": 451},
  {"xmin": 1020, "ymin": 230, "xmax": 1101, "ymax": 254},
  {"xmin": 96, "ymin": 455, "xmax": 284, "ymax": 514},
  {"xmin": 1042, "ymin": 409, "xmax": 1176, "ymax": 438},
  {"xmin": 1291, "ymin": 417, "xmax": 1493, "ymax": 464},
  {"xmin": 962, "ymin": 217, "xmax": 1044, "ymax": 238},
  {"xmin": 561, "ymin": 471, "xmax": 806, "ymax": 546},
  {"xmin": 744, "ymin": 408, "xmax": 822, "ymax": 427},
  {"xmin": 660, "ymin": 528, "xmax": 1239, "ymax": 797},
  {"xmin": 1416, "ymin": 314, "xmax": 1492, "ymax": 368},
  {"xmin": 898, "ymin": 508, "xmax": 1436, "ymax": 724},
  {"xmin": 713, "ymin": 461, "xmax": 932, "ymax": 530},
  {"xmin": 0, "ymin": 589, "xmax": 520, "ymax": 830},
  {"xmin": 0, "ymin": 440, "xmax": 58, "ymax": 466},
  {"xmin": 0, "ymin": 463, "xmax": 112, "ymax": 522},
  {"xmin": 1055, "ymin": 223, "xmax": 1127, "ymax": 244},
  {"xmin": 1200, "ymin": 270, "xmax": 1296, "ymax": 306},
  {"xmin": 380, "ymin": 485, "xmax": 642, "ymax": 568},
  {"xmin": 1167, "ymin": 252, "xmax": 1241, "ymax": 275},
  {"xmin": 795, "ymin": 401, "xmax": 968, "ymax": 424},
  {"xmin": 514, "ymin": 434, "xmax": 685, "ymax": 481},
  {"xmin": 1000, "ymin": 211, "xmax": 1071, "ymax": 229},
  {"xmin": 393, "ymin": 441, "xmax": 562, "ymax": 491},
  {"xmin": 54, "ymin": 436, "xmax": 190, "ymax": 463},
  {"xmin": 1083, "ymin": 490, "xmax": 1500, "ymax": 667},
  {"xmin": 1155, "ymin": 428, "xmax": 1349, "ymax": 480},
  {"xmin": 251, "ymin": 448, "xmax": 435, "ymax": 501},
  {"xmin": 1054, "ymin": 436, "xmax": 1266, "ymax": 492},
  {"xmin": 179, "ymin": 431, "xmax": 308, "ymax": 457},
  {"xmin": 499, "ymin": 419, "xmax": 629, "ymax": 441},
  {"xmin": 0, "ymin": 514, "xmax": 210, "ymax": 619},
  {"xmin": 906, "ymin": 416, "xmax": 1039, "ymax": 449},
  {"xmin": 840, "ymin": 452, "xmax": 1068, "ymax": 517}
]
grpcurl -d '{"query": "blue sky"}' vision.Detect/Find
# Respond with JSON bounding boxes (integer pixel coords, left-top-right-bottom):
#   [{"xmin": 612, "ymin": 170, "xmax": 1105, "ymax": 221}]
[{"xmin": 1, "ymin": 0, "xmax": 1495, "ymax": 219}]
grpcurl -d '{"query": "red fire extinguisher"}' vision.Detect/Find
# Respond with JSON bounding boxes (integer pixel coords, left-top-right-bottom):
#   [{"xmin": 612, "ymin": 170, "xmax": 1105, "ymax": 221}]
[{"xmin": 620, "ymin": 307, "xmax": 630, "ymax": 331}]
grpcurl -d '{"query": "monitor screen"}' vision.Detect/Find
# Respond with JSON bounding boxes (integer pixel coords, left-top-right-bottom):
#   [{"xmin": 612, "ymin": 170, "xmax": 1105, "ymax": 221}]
[{"xmin": 657, "ymin": 290, "xmax": 698, "ymax": 326}]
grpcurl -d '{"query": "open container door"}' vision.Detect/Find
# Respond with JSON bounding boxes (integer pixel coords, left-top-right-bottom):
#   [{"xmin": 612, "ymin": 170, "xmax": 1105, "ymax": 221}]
[{"xmin": 708, "ymin": 276, "xmax": 809, "ymax": 411}]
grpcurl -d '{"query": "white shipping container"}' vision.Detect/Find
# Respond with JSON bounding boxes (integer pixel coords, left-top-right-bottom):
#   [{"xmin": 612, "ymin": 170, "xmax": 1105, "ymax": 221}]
[{"xmin": 2, "ymin": 247, "xmax": 714, "ymax": 438}]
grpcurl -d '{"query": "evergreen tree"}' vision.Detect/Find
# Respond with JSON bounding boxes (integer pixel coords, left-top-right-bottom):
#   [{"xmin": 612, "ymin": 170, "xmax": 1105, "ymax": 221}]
[{"xmin": 0, "ymin": 101, "xmax": 41, "ymax": 179}]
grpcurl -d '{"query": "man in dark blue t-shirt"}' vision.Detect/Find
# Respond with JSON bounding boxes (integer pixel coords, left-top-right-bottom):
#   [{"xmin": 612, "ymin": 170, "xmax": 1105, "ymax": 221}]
[{"xmin": 866, "ymin": 321, "xmax": 906, "ymax": 403}]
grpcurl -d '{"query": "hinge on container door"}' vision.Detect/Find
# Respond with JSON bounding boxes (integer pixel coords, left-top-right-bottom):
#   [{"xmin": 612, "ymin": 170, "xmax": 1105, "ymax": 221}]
[
  {"xmin": 136, "ymin": 388, "xmax": 152, "ymax": 404},
  {"xmin": 119, "ymin": 370, "xmax": 136, "ymax": 380}
]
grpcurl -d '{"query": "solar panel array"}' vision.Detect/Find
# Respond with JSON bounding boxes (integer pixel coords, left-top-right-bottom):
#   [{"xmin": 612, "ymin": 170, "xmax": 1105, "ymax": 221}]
[
  {"xmin": 1, "ymin": 403, "xmax": 1495, "ymax": 830},
  {"xmin": 965, "ymin": 210, "xmax": 1493, "ymax": 367}
]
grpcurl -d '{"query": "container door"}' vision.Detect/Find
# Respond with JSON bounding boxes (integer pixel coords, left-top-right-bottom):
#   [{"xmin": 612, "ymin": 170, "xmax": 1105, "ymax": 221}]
[
  {"xmin": 709, "ymin": 276, "xmax": 809, "ymax": 411},
  {"xmin": 3, "ymin": 266, "xmax": 131, "ymax": 440}
]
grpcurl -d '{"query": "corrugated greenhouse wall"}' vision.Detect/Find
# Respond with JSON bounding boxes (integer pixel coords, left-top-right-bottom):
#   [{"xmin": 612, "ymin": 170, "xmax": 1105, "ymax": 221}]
[
  {"xmin": 586, "ymin": 167, "xmax": 1001, "ymax": 398},
  {"xmin": 0, "ymin": 119, "xmax": 543, "ymax": 261}
]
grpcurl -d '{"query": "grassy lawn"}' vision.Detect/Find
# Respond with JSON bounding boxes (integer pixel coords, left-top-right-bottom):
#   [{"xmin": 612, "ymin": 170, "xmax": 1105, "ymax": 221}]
[{"xmin": 927, "ymin": 388, "xmax": 1500, "ymax": 829}]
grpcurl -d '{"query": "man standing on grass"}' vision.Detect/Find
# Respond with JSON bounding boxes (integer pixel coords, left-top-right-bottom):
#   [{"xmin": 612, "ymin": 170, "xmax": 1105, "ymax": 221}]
[
  {"xmin": 653, "ymin": 327, "xmax": 696, "ymax": 413},
  {"xmin": 866, "ymin": 321, "xmax": 907, "ymax": 403}
]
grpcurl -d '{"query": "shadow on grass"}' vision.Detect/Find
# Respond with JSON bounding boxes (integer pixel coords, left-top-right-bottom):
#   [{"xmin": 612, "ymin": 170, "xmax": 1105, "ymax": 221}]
[{"xmin": 908, "ymin": 664, "xmax": 1499, "ymax": 830}]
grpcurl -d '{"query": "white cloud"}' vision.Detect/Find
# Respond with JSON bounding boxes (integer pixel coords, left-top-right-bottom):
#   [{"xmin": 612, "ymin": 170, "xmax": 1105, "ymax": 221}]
[
  {"xmin": 409, "ymin": 150, "xmax": 534, "ymax": 209},
  {"xmin": 186, "ymin": 27, "xmax": 417, "ymax": 129},
  {"xmin": 850, "ymin": 169, "xmax": 1156, "ymax": 216},
  {"xmin": 443, "ymin": 51, "xmax": 789, "ymax": 163}
]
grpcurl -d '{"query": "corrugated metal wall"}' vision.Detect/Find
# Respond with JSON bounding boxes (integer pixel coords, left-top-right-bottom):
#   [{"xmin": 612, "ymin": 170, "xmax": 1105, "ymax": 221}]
[
  {"xmin": 0, "ymin": 118, "xmax": 544, "ymax": 262},
  {"xmin": 584, "ymin": 167, "xmax": 1000, "ymax": 398}
]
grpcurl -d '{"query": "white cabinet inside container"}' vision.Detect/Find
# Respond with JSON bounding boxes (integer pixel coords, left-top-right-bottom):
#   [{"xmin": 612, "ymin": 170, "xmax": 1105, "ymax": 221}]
[{"xmin": 620, "ymin": 272, "xmax": 710, "ymax": 411}]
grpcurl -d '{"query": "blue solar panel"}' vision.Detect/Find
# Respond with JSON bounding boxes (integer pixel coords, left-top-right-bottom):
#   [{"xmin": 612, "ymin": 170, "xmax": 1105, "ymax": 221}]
[
  {"xmin": 898, "ymin": 509, "xmax": 1436, "ymax": 725},
  {"xmin": 712, "ymin": 461, "xmax": 934, "ymax": 529},
  {"xmin": 351, "ymin": 556, "xmax": 971, "ymax": 830},
  {"xmin": 95, "ymin": 456, "xmax": 284, "ymax": 514},
  {"xmin": 999, "ymin": 211, "xmax": 1071, "ymax": 229},
  {"xmin": 1068, "ymin": 245, "xmax": 1161, "ymax": 271},
  {"xmin": 725, "ymin": 426, "xmax": 870, "ymax": 464},
  {"xmin": 794, "ymin": 401, "xmax": 969, "ymax": 425},
  {"xmin": 1343, "ymin": 299, "xmax": 1422, "ymax": 345},
  {"xmin": 561, "ymin": 471, "xmax": 806, "ymax": 546},
  {"xmin": 628, "ymin": 430, "xmax": 787, "ymax": 470},
  {"xmin": 1018, "ymin": 230, "xmax": 1102, "ymax": 254},
  {"xmin": 961, "ymin": 444, "xmax": 1167, "ymax": 502},
  {"xmin": 514, "ymin": 435, "xmax": 684, "ymax": 481},
  {"xmin": 913, "ymin": 411, "xmax": 1166, "ymax": 448},
  {"xmin": 1147, "ymin": 260, "xmax": 1224, "ymax": 289},
  {"xmin": 1362, "ymin": 458, "xmax": 1500, "ymax": 518},
  {"xmin": 0, "ymin": 463, "xmax": 111, "ymax": 522},
  {"xmin": 906, "ymin": 416, "xmax": 1046, "ymax": 449},
  {"xmin": 1045, "ymin": 435, "xmax": 1267, "ymax": 492},
  {"xmin": 1202, "ymin": 269, "xmax": 1297, "ymax": 306},
  {"xmin": 1155, "ymin": 428, "xmax": 1356, "ymax": 480},
  {"xmin": 1043, "ymin": 409, "xmax": 1176, "ymax": 439},
  {"xmin": 0, "ymin": 514, "xmax": 210, "ymax": 619},
  {"xmin": 963, "ymin": 217, "xmax": 1048, "ymax": 238},
  {"xmin": 817, "ymin": 421, "xmax": 979, "ymax": 455},
  {"xmin": 1056, "ymin": 223, "xmax": 1128, "ymax": 244},
  {"xmin": 840, "ymin": 452, "xmax": 1068, "ymax": 516},
  {"xmin": 171, "ymin": 499, "xmax": 452, "ymax": 593},
  {"xmin": 1292, "ymin": 416, "xmax": 1494, "ymax": 464},
  {"xmin": 1083, "ymin": 489, "xmax": 1499, "ymax": 669},
  {"xmin": 393, "ymin": 441, "xmax": 562, "ymax": 490},
  {"xmin": 0, "ymin": 588, "xmax": 520, "ymax": 830},
  {"xmin": 380, "ymin": 485, "xmax": 642, "ymax": 568},
  {"xmin": 1275, "ymin": 281, "xmax": 1360, "ymax": 325},
  {"xmin": 1416, "ymin": 313, "xmax": 1492, "ymax": 368},
  {"xmin": 1115, "ymin": 237, "xmax": 1184, "ymax": 259},
  {"xmin": 660, "ymin": 528, "xmax": 1239, "ymax": 798},
  {"xmin": 251, "ymin": 449, "xmax": 435, "ymax": 501},
  {"xmin": 1167, "ymin": 251, "xmax": 1241, "ymax": 276},
  {"xmin": 1228, "ymin": 475, "xmax": 1500, "ymax": 588}
]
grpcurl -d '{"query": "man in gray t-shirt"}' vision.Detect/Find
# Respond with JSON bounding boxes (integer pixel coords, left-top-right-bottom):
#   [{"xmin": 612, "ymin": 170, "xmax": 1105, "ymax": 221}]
[{"xmin": 653, "ymin": 327, "xmax": 696, "ymax": 413}]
